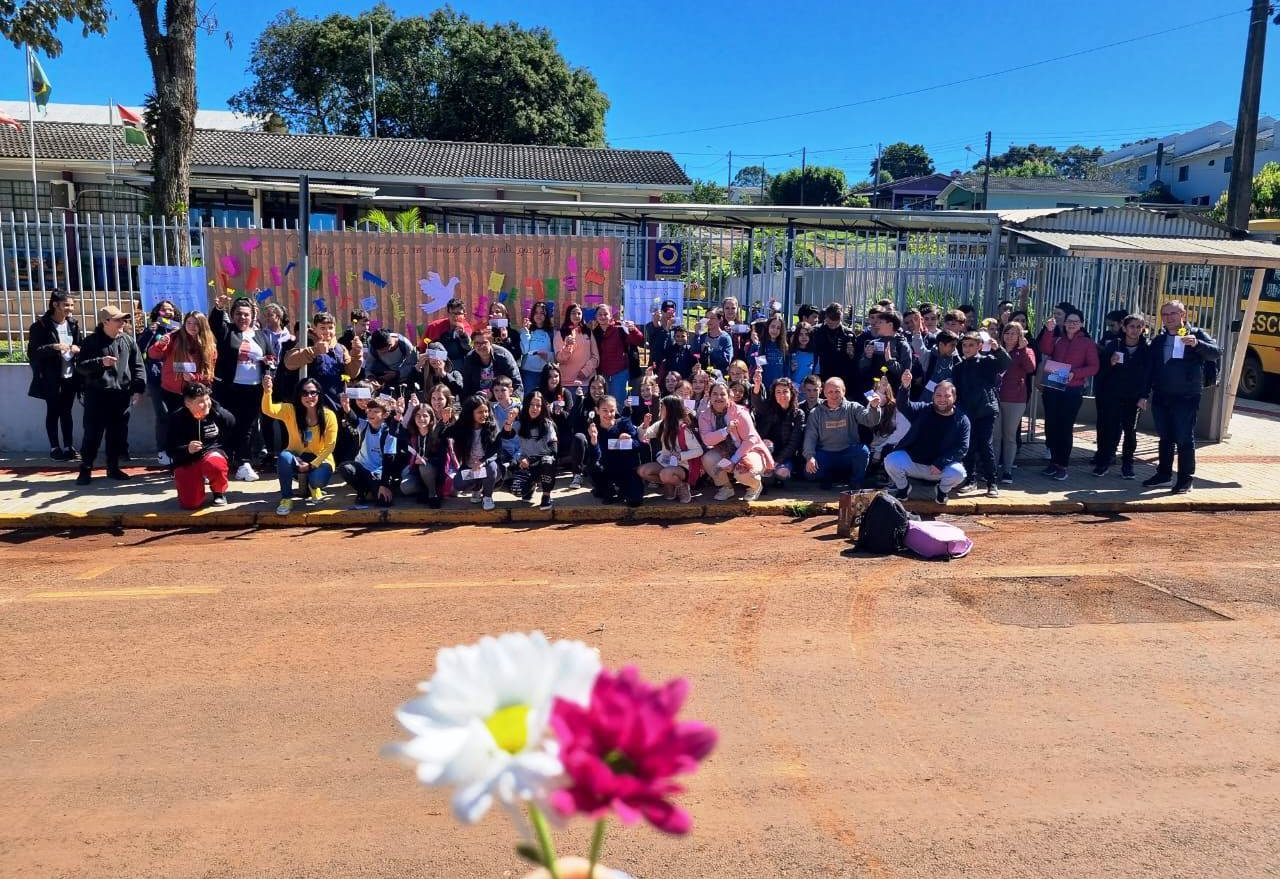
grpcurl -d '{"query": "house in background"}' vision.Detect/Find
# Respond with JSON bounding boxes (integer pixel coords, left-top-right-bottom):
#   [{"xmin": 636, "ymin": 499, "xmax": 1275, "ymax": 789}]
[
  {"xmin": 935, "ymin": 174, "xmax": 1135, "ymax": 210},
  {"xmin": 853, "ymin": 173, "xmax": 956, "ymax": 209},
  {"xmin": 1098, "ymin": 118, "xmax": 1280, "ymax": 206},
  {"xmin": 0, "ymin": 101, "xmax": 692, "ymax": 232}
]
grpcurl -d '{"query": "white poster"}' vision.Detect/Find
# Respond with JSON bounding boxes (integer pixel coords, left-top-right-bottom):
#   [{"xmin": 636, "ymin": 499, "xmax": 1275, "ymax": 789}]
[
  {"xmin": 623, "ymin": 279, "xmax": 685, "ymax": 325},
  {"xmin": 139, "ymin": 265, "xmax": 209, "ymax": 315}
]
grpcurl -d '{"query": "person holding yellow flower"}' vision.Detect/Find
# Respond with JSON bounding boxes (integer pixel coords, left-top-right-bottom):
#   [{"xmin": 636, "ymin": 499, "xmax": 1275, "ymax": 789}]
[{"xmin": 1139, "ymin": 299, "xmax": 1220, "ymax": 494}]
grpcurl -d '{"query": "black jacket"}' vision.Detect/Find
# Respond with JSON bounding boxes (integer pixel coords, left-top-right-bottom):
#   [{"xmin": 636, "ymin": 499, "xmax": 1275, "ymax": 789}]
[
  {"xmin": 896, "ymin": 400, "xmax": 971, "ymax": 470},
  {"xmin": 26, "ymin": 313, "xmax": 84, "ymax": 399},
  {"xmin": 461, "ymin": 346, "xmax": 523, "ymax": 398},
  {"xmin": 812, "ymin": 322, "xmax": 859, "ymax": 384},
  {"xmin": 913, "ymin": 348, "xmax": 961, "ymax": 401},
  {"xmin": 166, "ymin": 401, "xmax": 237, "ymax": 467},
  {"xmin": 209, "ymin": 306, "xmax": 271, "ymax": 386},
  {"xmin": 755, "ymin": 402, "xmax": 806, "ymax": 465},
  {"xmin": 75, "ymin": 327, "xmax": 145, "ymax": 394},
  {"xmin": 444, "ymin": 418, "xmax": 501, "ymax": 466},
  {"xmin": 1144, "ymin": 327, "xmax": 1220, "ymax": 400},
  {"xmin": 1096, "ymin": 336, "xmax": 1154, "ymax": 400},
  {"xmin": 855, "ymin": 335, "xmax": 913, "ymax": 388},
  {"xmin": 951, "ymin": 347, "xmax": 1011, "ymax": 419}
]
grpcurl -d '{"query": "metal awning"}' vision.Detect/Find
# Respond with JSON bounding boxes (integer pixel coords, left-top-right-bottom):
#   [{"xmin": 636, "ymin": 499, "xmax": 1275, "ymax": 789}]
[
  {"xmin": 1011, "ymin": 228, "xmax": 1280, "ymax": 268},
  {"xmin": 367, "ymin": 196, "xmax": 1003, "ymax": 233},
  {"xmin": 113, "ymin": 174, "xmax": 378, "ymax": 198}
]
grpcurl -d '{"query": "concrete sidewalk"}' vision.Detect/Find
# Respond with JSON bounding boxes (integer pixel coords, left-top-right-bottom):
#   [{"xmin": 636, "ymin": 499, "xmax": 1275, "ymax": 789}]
[{"xmin": 3, "ymin": 409, "xmax": 1278, "ymax": 529}]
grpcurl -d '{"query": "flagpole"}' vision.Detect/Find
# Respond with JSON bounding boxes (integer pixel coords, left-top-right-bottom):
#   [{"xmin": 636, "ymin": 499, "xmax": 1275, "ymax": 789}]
[
  {"xmin": 25, "ymin": 45, "xmax": 38, "ymax": 213},
  {"xmin": 108, "ymin": 99, "xmax": 116, "ymax": 199}
]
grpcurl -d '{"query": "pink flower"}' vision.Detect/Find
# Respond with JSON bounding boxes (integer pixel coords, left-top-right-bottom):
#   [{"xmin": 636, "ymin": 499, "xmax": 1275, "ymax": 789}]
[{"xmin": 549, "ymin": 666, "xmax": 717, "ymax": 835}]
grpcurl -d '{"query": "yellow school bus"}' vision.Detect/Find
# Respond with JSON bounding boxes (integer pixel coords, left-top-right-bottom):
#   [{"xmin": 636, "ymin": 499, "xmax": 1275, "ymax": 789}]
[{"xmin": 1237, "ymin": 269, "xmax": 1280, "ymax": 398}]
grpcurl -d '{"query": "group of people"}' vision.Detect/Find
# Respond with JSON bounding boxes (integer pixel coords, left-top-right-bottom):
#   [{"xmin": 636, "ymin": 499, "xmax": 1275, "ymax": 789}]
[{"xmin": 25, "ymin": 286, "xmax": 1219, "ymax": 513}]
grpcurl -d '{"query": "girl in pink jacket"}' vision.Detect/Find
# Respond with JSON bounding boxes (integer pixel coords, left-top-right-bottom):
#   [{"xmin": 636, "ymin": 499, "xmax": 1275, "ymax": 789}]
[
  {"xmin": 698, "ymin": 381, "xmax": 774, "ymax": 502},
  {"xmin": 553, "ymin": 303, "xmax": 599, "ymax": 394}
]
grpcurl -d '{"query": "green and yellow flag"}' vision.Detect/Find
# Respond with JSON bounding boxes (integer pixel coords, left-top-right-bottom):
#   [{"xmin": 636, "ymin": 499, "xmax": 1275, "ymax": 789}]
[{"xmin": 28, "ymin": 50, "xmax": 51, "ymax": 109}]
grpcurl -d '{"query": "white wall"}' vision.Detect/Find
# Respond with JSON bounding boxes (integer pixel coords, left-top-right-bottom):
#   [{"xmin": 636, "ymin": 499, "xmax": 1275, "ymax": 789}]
[
  {"xmin": 0, "ymin": 364, "xmax": 158, "ymax": 454},
  {"xmin": 1166, "ymin": 145, "xmax": 1280, "ymax": 205}
]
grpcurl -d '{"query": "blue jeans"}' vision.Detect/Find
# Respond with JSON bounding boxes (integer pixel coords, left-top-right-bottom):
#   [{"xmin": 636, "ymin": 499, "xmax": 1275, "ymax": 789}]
[
  {"xmin": 277, "ymin": 451, "xmax": 334, "ymax": 497},
  {"xmin": 1152, "ymin": 393, "xmax": 1199, "ymax": 478},
  {"xmin": 807, "ymin": 444, "xmax": 870, "ymax": 489},
  {"xmin": 605, "ymin": 370, "xmax": 629, "ymax": 403}
]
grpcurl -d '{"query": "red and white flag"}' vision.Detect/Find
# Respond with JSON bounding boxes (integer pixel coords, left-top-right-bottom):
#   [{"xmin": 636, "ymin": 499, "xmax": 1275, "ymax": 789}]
[
  {"xmin": 116, "ymin": 104, "xmax": 143, "ymax": 126},
  {"xmin": 0, "ymin": 111, "xmax": 22, "ymax": 134}
]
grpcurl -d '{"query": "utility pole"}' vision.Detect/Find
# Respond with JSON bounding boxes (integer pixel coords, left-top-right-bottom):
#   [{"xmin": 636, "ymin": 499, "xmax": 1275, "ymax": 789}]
[
  {"xmin": 369, "ymin": 20, "xmax": 378, "ymax": 138},
  {"xmin": 873, "ymin": 142, "xmax": 883, "ymax": 205},
  {"xmin": 1227, "ymin": 0, "xmax": 1270, "ymax": 231},
  {"xmin": 981, "ymin": 130, "xmax": 992, "ymax": 209},
  {"xmin": 726, "ymin": 150, "xmax": 733, "ymax": 196},
  {"xmin": 799, "ymin": 147, "xmax": 807, "ymax": 206}
]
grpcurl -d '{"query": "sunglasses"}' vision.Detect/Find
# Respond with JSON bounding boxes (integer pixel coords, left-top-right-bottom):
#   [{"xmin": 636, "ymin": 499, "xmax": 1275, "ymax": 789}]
[{"xmin": 300, "ymin": 390, "xmax": 320, "ymax": 397}]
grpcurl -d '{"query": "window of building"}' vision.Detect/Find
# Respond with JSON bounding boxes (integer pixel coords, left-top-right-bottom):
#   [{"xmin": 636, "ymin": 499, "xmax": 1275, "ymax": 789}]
[
  {"xmin": 1137, "ymin": 165, "xmax": 1148, "ymax": 181},
  {"xmin": 1178, "ymin": 165, "xmax": 1190, "ymax": 182},
  {"xmin": 1225, "ymin": 156, "xmax": 1234, "ymax": 174},
  {"xmin": 1208, "ymin": 159, "xmax": 1215, "ymax": 166}
]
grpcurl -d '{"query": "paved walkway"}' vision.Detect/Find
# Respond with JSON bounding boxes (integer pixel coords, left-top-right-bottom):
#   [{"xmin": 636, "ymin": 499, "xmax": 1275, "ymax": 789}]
[{"xmin": 3, "ymin": 408, "xmax": 1278, "ymax": 529}]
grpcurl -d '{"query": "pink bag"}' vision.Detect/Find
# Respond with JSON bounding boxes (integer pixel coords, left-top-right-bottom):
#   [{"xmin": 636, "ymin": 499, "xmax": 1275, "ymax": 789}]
[{"xmin": 904, "ymin": 520, "xmax": 972, "ymax": 559}]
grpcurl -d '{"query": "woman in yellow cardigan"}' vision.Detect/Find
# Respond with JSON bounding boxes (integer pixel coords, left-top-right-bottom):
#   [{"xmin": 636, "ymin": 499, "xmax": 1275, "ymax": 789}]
[{"xmin": 261, "ymin": 373, "xmax": 338, "ymax": 516}]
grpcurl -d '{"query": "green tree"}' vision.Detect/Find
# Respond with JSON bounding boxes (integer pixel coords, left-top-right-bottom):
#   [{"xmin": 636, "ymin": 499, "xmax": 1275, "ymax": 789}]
[
  {"xmin": 976, "ymin": 142, "xmax": 1105, "ymax": 179},
  {"xmin": 135, "ymin": 0, "xmax": 198, "ymax": 220},
  {"xmin": 768, "ymin": 165, "xmax": 848, "ymax": 206},
  {"xmin": 662, "ymin": 180, "xmax": 728, "ymax": 204},
  {"xmin": 229, "ymin": 5, "xmax": 608, "ymax": 145},
  {"xmin": 358, "ymin": 207, "xmax": 435, "ymax": 232},
  {"xmin": 732, "ymin": 165, "xmax": 770, "ymax": 190},
  {"xmin": 1213, "ymin": 161, "xmax": 1280, "ymax": 221},
  {"xmin": 995, "ymin": 158, "xmax": 1058, "ymax": 178},
  {"xmin": 874, "ymin": 142, "xmax": 933, "ymax": 180},
  {"xmin": 1139, "ymin": 180, "xmax": 1180, "ymax": 205},
  {"xmin": 0, "ymin": 0, "xmax": 108, "ymax": 57}
]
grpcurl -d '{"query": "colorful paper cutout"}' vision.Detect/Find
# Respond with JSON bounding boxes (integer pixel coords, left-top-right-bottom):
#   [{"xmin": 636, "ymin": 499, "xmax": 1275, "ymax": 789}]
[
  {"xmin": 246, "ymin": 266, "xmax": 261, "ymax": 291},
  {"xmin": 597, "ymin": 248, "xmax": 611, "ymax": 271},
  {"xmin": 241, "ymin": 237, "xmax": 261, "ymax": 254},
  {"xmin": 270, "ymin": 266, "xmax": 283, "ymax": 287},
  {"xmin": 418, "ymin": 272, "xmax": 460, "ymax": 313},
  {"xmin": 584, "ymin": 268, "xmax": 606, "ymax": 285},
  {"xmin": 487, "ymin": 271, "xmax": 505, "ymax": 293},
  {"xmin": 361, "ymin": 270, "xmax": 389, "ymax": 288},
  {"xmin": 255, "ymin": 288, "xmax": 274, "ymax": 302},
  {"xmin": 543, "ymin": 279, "xmax": 560, "ymax": 300},
  {"xmin": 308, "ymin": 268, "xmax": 322, "ymax": 291},
  {"xmin": 315, "ymin": 298, "xmax": 327, "ymax": 312},
  {"xmin": 564, "ymin": 255, "xmax": 578, "ymax": 292},
  {"xmin": 284, "ymin": 261, "xmax": 296, "ymax": 277},
  {"xmin": 219, "ymin": 254, "xmax": 240, "ymax": 276},
  {"xmin": 360, "ymin": 296, "xmax": 378, "ymax": 310},
  {"xmin": 369, "ymin": 318, "xmax": 382, "ymax": 332},
  {"xmin": 475, "ymin": 295, "xmax": 490, "ymax": 321},
  {"xmin": 584, "ymin": 291, "xmax": 604, "ymax": 305}
]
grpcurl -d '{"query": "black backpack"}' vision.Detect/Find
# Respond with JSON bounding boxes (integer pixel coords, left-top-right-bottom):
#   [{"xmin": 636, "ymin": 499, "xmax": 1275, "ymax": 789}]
[{"xmin": 855, "ymin": 492, "xmax": 916, "ymax": 555}]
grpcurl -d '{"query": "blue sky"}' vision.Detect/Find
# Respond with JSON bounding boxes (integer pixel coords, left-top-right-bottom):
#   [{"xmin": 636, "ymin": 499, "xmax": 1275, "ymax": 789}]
[{"xmin": 3, "ymin": 0, "xmax": 1278, "ymax": 184}]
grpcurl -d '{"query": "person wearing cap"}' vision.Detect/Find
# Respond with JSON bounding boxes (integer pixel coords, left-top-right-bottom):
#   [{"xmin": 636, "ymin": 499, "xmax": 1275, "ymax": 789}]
[
  {"xmin": 74, "ymin": 305, "xmax": 146, "ymax": 484},
  {"xmin": 165, "ymin": 382, "xmax": 236, "ymax": 508},
  {"xmin": 413, "ymin": 341, "xmax": 463, "ymax": 399},
  {"xmin": 26, "ymin": 290, "xmax": 84, "ymax": 462}
]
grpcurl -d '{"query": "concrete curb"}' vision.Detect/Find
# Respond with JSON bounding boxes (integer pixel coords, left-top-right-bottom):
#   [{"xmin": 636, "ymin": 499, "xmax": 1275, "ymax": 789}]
[{"xmin": 2, "ymin": 495, "xmax": 1278, "ymax": 532}]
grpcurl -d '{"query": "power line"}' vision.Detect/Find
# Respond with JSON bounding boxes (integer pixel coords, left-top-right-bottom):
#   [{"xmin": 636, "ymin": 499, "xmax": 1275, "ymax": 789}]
[{"xmin": 612, "ymin": 7, "xmax": 1250, "ymax": 142}]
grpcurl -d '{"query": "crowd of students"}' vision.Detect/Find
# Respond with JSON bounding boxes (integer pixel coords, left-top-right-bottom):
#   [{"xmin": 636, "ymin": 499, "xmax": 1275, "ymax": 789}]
[{"xmin": 25, "ymin": 287, "xmax": 1220, "ymax": 513}]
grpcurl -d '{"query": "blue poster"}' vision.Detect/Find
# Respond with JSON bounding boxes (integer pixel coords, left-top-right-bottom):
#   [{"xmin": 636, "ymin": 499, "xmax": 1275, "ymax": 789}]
[{"xmin": 139, "ymin": 265, "xmax": 209, "ymax": 315}]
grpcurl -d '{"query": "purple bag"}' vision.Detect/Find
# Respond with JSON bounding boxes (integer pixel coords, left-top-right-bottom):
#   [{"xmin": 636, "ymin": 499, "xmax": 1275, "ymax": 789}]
[{"xmin": 904, "ymin": 520, "xmax": 972, "ymax": 559}]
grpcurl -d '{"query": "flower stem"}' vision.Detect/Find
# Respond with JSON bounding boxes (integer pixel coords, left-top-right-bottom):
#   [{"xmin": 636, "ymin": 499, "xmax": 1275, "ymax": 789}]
[
  {"xmin": 528, "ymin": 804, "xmax": 561, "ymax": 879},
  {"xmin": 587, "ymin": 818, "xmax": 607, "ymax": 879}
]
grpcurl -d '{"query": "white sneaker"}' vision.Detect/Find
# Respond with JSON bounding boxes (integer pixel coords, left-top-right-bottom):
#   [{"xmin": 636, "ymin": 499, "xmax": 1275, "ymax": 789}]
[
  {"xmin": 714, "ymin": 486, "xmax": 735, "ymax": 501},
  {"xmin": 569, "ymin": 474, "xmax": 583, "ymax": 489},
  {"xmin": 157, "ymin": 451, "xmax": 172, "ymax": 467},
  {"xmin": 743, "ymin": 485, "xmax": 762, "ymax": 502},
  {"xmin": 482, "ymin": 496, "xmax": 495, "ymax": 511},
  {"xmin": 470, "ymin": 492, "xmax": 483, "ymax": 504},
  {"xmin": 235, "ymin": 462, "xmax": 259, "ymax": 482}
]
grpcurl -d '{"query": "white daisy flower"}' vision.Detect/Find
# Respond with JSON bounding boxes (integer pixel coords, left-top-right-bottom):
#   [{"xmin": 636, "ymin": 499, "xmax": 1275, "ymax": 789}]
[{"xmin": 385, "ymin": 631, "xmax": 601, "ymax": 824}]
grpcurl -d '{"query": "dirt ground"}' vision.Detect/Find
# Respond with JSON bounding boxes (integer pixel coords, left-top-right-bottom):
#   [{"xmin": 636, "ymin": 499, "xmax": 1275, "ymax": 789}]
[{"xmin": 2, "ymin": 512, "xmax": 1279, "ymax": 879}]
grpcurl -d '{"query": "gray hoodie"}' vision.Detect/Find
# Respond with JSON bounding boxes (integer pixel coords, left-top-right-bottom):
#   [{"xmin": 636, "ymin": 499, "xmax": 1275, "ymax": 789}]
[{"xmin": 802, "ymin": 399, "xmax": 881, "ymax": 458}]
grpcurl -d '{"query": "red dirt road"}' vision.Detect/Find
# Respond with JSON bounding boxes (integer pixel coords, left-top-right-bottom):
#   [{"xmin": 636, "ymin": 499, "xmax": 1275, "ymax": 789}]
[{"xmin": 2, "ymin": 513, "xmax": 1279, "ymax": 878}]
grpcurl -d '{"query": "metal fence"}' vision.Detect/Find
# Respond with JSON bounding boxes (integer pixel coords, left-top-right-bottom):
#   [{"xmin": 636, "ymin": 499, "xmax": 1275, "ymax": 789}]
[{"xmin": 0, "ymin": 211, "xmax": 1240, "ymax": 368}]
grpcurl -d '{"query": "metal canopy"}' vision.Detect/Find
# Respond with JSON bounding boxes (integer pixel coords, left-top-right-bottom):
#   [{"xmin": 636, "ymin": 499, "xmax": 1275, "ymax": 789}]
[
  {"xmin": 1012, "ymin": 228, "xmax": 1280, "ymax": 268},
  {"xmin": 368, "ymin": 196, "xmax": 1002, "ymax": 233}
]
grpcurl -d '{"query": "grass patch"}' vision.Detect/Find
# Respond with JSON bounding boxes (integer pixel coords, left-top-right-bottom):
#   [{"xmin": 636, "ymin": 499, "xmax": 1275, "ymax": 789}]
[{"xmin": 782, "ymin": 501, "xmax": 821, "ymax": 518}]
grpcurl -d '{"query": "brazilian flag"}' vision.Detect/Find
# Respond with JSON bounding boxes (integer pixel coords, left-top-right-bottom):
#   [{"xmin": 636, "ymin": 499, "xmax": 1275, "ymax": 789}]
[{"xmin": 29, "ymin": 51, "xmax": 51, "ymax": 109}]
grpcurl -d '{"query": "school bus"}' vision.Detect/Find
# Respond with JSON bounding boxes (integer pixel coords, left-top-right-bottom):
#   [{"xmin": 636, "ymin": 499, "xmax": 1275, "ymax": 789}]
[{"xmin": 1237, "ymin": 268, "xmax": 1280, "ymax": 399}]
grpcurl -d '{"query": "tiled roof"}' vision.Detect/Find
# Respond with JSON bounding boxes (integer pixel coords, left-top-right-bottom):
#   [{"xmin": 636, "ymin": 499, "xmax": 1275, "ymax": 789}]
[
  {"xmin": 0, "ymin": 121, "xmax": 692, "ymax": 187},
  {"xmin": 951, "ymin": 174, "xmax": 1133, "ymax": 195}
]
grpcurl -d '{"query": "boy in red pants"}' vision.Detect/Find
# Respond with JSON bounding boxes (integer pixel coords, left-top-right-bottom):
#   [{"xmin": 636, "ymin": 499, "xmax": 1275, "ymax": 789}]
[{"xmin": 165, "ymin": 383, "xmax": 236, "ymax": 509}]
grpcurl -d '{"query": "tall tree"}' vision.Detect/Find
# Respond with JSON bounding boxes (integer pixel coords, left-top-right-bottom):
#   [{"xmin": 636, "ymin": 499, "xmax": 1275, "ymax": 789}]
[
  {"xmin": 662, "ymin": 180, "xmax": 728, "ymax": 204},
  {"xmin": 994, "ymin": 158, "xmax": 1057, "ymax": 178},
  {"xmin": 732, "ymin": 165, "xmax": 769, "ymax": 190},
  {"xmin": 136, "ymin": 0, "xmax": 198, "ymax": 220},
  {"xmin": 229, "ymin": 5, "xmax": 609, "ymax": 146},
  {"xmin": 0, "ymin": 0, "xmax": 108, "ymax": 57},
  {"xmin": 874, "ymin": 142, "xmax": 934, "ymax": 180},
  {"xmin": 768, "ymin": 165, "xmax": 847, "ymax": 206},
  {"xmin": 975, "ymin": 142, "xmax": 1105, "ymax": 179}
]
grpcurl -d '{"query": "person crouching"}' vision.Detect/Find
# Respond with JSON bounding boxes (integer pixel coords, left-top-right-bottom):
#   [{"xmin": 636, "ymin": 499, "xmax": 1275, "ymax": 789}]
[
  {"xmin": 165, "ymin": 382, "xmax": 235, "ymax": 509},
  {"xmin": 338, "ymin": 395, "xmax": 398, "ymax": 507}
]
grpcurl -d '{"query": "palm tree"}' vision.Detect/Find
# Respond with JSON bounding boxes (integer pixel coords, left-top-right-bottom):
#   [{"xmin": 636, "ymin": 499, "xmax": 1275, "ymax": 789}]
[{"xmin": 357, "ymin": 207, "xmax": 434, "ymax": 233}]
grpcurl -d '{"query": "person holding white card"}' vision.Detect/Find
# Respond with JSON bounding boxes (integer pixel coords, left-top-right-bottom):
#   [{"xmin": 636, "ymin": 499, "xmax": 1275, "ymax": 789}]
[
  {"xmin": 952, "ymin": 331, "xmax": 1012, "ymax": 497},
  {"xmin": 584, "ymin": 396, "xmax": 644, "ymax": 506},
  {"xmin": 519, "ymin": 301, "xmax": 554, "ymax": 393},
  {"xmin": 801, "ymin": 377, "xmax": 882, "ymax": 492},
  {"xmin": 590, "ymin": 303, "xmax": 645, "ymax": 404},
  {"xmin": 1140, "ymin": 300, "xmax": 1220, "ymax": 494},
  {"xmin": 210, "ymin": 296, "xmax": 273, "ymax": 483},
  {"xmin": 1037, "ymin": 310, "xmax": 1099, "ymax": 481},
  {"xmin": 638, "ymin": 395, "xmax": 704, "ymax": 503},
  {"xmin": 993, "ymin": 321, "xmax": 1036, "ymax": 484},
  {"xmin": 148, "ymin": 309, "xmax": 217, "ymax": 416},
  {"xmin": 444, "ymin": 394, "xmax": 501, "ymax": 510},
  {"xmin": 27, "ymin": 291, "xmax": 85, "ymax": 462},
  {"xmin": 697, "ymin": 381, "xmax": 774, "ymax": 502},
  {"xmin": 1092, "ymin": 314, "xmax": 1151, "ymax": 479},
  {"xmin": 486, "ymin": 301, "xmax": 522, "ymax": 364},
  {"xmin": 912, "ymin": 330, "xmax": 960, "ymax": 402}
]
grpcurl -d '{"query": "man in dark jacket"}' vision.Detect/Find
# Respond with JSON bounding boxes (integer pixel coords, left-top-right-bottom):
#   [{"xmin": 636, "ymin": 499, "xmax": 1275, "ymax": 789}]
[
  {"xmin": 165, "ymin": 382, "xmax": 236, "ymax": 508},
  {"xmin": 364, "ymin": 329, "xmax": 417, "ymax": 394},
  {"xmin": 951, "ymin": 333, "xmax": 1011, "ymax": 497},
  {"xmin": 856, "ymin": 309, "xmax": 913, "ymax": 389},
  {"xmin": 1140, "ymin": 300, "xmax": 1220, "ymax": 494},
  {"xmin": 1092, "ymin": 314, "xmax": 1154, "ymax": 478},
  {"xmin": 461, "ymin": 329, "xmax": 522, "ymax": 399},
  {"xmin": 884, "ymin": 380, "xmax": 971, "ymax": 505},
  {"xmin": 913, "ymin": 330, "xmax": 961, "ymax": 401},
  {"xmin": 811, "ymin": 302, "xmax": 859, "ymax": 385},
  {"xmin": 74, "ymin": 306, "xmax": 146, "ymax": 484},
  {"xmin": 210, "ymin": 296, "xmax": 272, "ymax": 481},
  {"xmin": 26, "ymin": 290, "xmax": 84, "ymax": 460}
]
